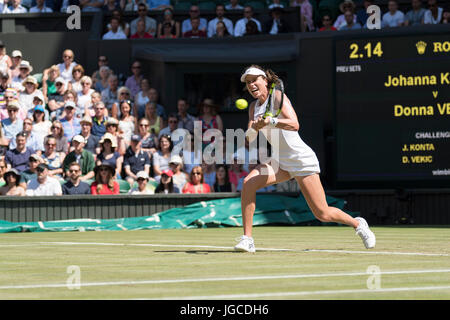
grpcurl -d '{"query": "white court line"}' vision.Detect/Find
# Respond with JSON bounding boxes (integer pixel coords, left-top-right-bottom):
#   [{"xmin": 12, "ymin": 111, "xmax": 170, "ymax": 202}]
[
  {"xmin": 1, "ymin": 269, "xmax": 449, "ymax": 290},
  {"xmin": 304, "ymin": 249, "xmax": 450, "ymax": 257},
  {"xmin": 149, "ymin": 286, "xmax": 450, "ymax": 300}
]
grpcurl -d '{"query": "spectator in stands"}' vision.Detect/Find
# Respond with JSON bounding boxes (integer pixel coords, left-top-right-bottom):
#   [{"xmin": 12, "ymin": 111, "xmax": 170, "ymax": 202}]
[
  {"xmin": 264, "ymin": 6, "xmax": 292, "ymax": 34},
  {"xmin": 234, "ymin": 6, "xmax": 262, "ymax": 37},
  {"xmin": 207, "ymin": 4, "xmax": 234, "ymax": 38},
  {"xmin": 228, "ymin": 155, "xmax": 247, "ymax": 190},
  {"xmin": 111, "ymin": 86, "xmax": 132, "ymax": 119},
  {"xmin": 123, "ymin": 133, "xmax": 151, "ymax": 186},
  {"xmin": 17, "ymin": 153, "xmax": 42, "ymax": 187},
  {"xmin": 9, "ymin": 117, "xmax": 42, "ymax": 152},
  {"xmin": 130, "ymin": 2, "xmax": 157, "ymax": 37},
  {"xmin": 0, "ymin": 169, "xmax": 26, "ymax": 196},
  {"xmin": 443, "ymin": 5, "xmax": 450, "ymax": 23},
  {"xmin": 118, "ymin": 99, "xmax": 136, "ymax": 145},
  {"xmin": 92, "ymin": 55, "xmax": 109, "ymax": 88},
  {"xmin": 423, "ymin": 0, "xmax": 443, "ymax": 24},
  {"xmin": 1, "ymin": 101, "xmax": 23, "ymax": 145},
  {"xmin": 101, "ymin": 74, "xmax": 119, "ymax": 114},
  {"xmin": 0, "ymin": 159, "xmax": 6, "ymax": 186},
  {"xmin": 169, "ymin": 154, "xmax": 187, "ymax": 193},
  {"xmin": 145, "ymin": 102, "xmax": 164, "ymax": 136},
  {"xmin": 79, "ymin": 115, "xmax": 99, "ymax": 154},
  {"xmin": 202, "ymin": 161, "xmax": 216, "ymax": 189},
  {"xmin": 9, "ymin": 50, "xmax": 22, "ymax": 78},
  {"xmin": 103, "ymin": 16, "xmax": 128, "ymax": 40},
  {"xmin": 60, "ymin": 101, "xmax": 81, "ymax": 141},
  {"xmin": 91, "ymin": 162, "xmax": 120, "ymax": 194},
  {"xmin": 5, "ymin": 132, "xmax": 34, "ymax": 171},
  {"xmin": 183, "ymin": 17, "xmax": 207, "ymax": 38},
  {"xmin": 149, "ymin": 87, "xmax": 167, "ymax": 119},
  {"xmin": 131, "ymin": 18, "xmax": 154, "ymax": 39},
  {"xmin": 155, "ymin": 169, "xmax": 179, "ymax": 193},
  {"xmin": 0, "ymin": 72, "xmax": 10, "ymax": 94},
  {"xmin": 62, "ymin": 162, "xmax": 91, "ymax": 194},
  {"xmin": 80, "ymin": 0, "xmax": 103, "ymax": 12},
  {"xmin": 4, "ymin": 0, "xmax": 28, "ymax": 13},
  {"xmin": 152, "ymin": 134, "xmax": 173, "ymax": 180},
  {"xmin": 41, "ymin": 135, "xmax": 64, "ymax": 178},
  {"xmin": 244, "ymin": 20, "xmax": 260, "ymax": 36},
  {"xmin": 339, "ymin": 10, "xmax": 362, "ymax": 30},
  {"xmin": 19, "ymin": 76, "xmax": 44, "ymax": 114},
  {"xmin": 124, "ymin": 0, "xmax": 140, "ymax": 11},
  {"xmin": 128, "ymin": 170, "xmax": 154, "ymax": 194},
  {"xmin": 91, "ymin": 101, "xmax": 109, "ymax": 138},
  {"xmin": 125, "ymin": 61, "xmax": 143, "ymax": 98},
  {"xmin": 225, "ymin": 0, "xmax": 243, "ymax": 11},
  {"xmin": 182, "ymin": 165, "xmax": 211, "ymax": 194},
  {"xmin": 291, "ymin": 0, "xmax": 314, "ymax": 32},
  {"xmin": 96, "ymin": 132, "xmax": 123, "ymax": 178},
  {"xmin": 214, "ymin": 164, "xmax": 235, "ymax": 192},
  {"xmin": 26, "ymin": 94, "xmax": 49, "ymax": 122},
  {"xmin": 319, "ymin": 14, "xmax": 337, "ymax": 31},
  {"xmin": 58, "ymin": 49, "xmax": 78, "ymax": 82},
  {"xmin": 30, "ymin": 0, "xmax": 53, "ymax": 12},
  {"xmin": 382, "ymin": 0, "xmax": 405, "ymax": 27},
  {"xmin": 49, "ymin": 120, "xmax": 69, "ymax": 156},
  {"xmin": 158, "ymin": 113, "xmax": 180, "ymax": 142},
  {"xmin": 94, "ymin": 66, "xmax": 112, "ymax": 93},
  {"xmin": 77, "ymin": 76, "xmax": 95, "ymax": 113},
  {"xmin": 26, "ymin": 162, "xmax": 62, "ymax": 196},
  {"xmin": 157, "ymin": 8, "xmax": 180, "ymax": 38},
  {"xmin": 47, "ymin": 83, "xmax": 69, "ymax": 120},
  {"xmin": 181, "ymin": 134, "xmax": 201, "ymax": 175},
  {"xmin": 334, "ymin": 0, "xmax": 357, "ymax": 30},
  {"xmin": 41, "ymin": 65, "xmax": 61, "ymax": 102},
  {"xmin": 137, "ymin": 117, "xmax": 158, "ymax": 159},
  {"xmin": 105, "ymin": 117, "xmax": 126, "ymax": 155},
  {"xmin": 134, "ymin": 78, "xmax": 151, "ymax": 119},
  {"xmin": 108, "ymin": 9, "xmax": 131, "ymax": 36},
  {"xmin": 88, "ymin": 91, "xmax": 102, "ymax": 117},
  {"xmin": 182, "ymin": 5, "xmax": 207, "ymax": 35},
  {"xmin": 199, "ymin": 98, "xmax": 223, "ymax": 136},
  {"xmin": 212, "ymin": 21, "xmax": 232, "ymax": 38},
  {"xmin": 177, "ymin": 97, "xmax": 195, "ymax": 135},
  {"xmin": 356, "ymin": 0, "xmax": 373, "ymax": 27},
  {"xmin": 69, "ymin": 64, "xmax": 84, "ymax": 93},
  {"xmin": 0, "ymin": 41, "xmax": 12, "ymax": 75},
  {"xmin": 62, "ymin": 134, "xmax": 95, "ymax": 180},
  {"xmin": 103, "ymin": 0, "xmax": 123, "ymax": 12},
  {"xmin": 31, "ymin": 105, "xmax": 52, "ymax": 141},
  {"xmin": 11, "ymin": 60, "xmax": 32, "ymax": 92}
]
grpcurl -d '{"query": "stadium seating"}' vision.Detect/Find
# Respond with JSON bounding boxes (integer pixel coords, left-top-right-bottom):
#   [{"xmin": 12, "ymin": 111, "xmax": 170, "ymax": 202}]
[
  {"xmin": 198, "ymin": 1, "xmax": 217, "ymax": 10},
  {"xmin": 118, "ymin": 179, "xmax": 131, "ymax": 194}
]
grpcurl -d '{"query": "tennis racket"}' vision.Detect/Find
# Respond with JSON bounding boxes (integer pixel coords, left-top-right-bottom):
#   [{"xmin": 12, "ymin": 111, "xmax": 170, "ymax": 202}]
[{"xmin": 262, "ymin": 79, "xmax": 284, "ymax": 119}]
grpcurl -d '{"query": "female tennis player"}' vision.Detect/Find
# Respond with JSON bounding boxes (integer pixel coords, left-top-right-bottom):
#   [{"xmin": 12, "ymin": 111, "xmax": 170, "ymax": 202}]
[{"xmin": 235, "ymin": 65, "xmax": 376, "ymax": 253}]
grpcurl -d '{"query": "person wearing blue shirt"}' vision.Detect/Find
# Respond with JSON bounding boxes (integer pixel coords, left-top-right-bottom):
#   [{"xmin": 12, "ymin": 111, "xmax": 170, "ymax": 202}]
[{"xmin": 60, "ymin": 102, "xmax": 81, "ymax": 141}]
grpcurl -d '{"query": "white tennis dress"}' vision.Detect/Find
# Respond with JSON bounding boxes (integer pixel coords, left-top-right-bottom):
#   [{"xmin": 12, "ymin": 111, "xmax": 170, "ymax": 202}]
[{"xmin": 254, "ymin": 96, "xmax": 320, "ymax": 177}]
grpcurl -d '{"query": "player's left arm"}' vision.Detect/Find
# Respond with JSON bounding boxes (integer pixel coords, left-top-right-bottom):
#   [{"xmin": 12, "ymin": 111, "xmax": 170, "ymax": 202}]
[{"xmin": 265, "ymin": 91, "xmax": 299, "ymax": 131}]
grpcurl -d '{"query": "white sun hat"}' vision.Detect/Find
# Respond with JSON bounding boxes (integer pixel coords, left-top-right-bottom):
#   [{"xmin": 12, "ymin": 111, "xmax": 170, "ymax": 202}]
[{"xmin": 240, "ymin": 67, "xmax": 267, "ymax": 82}]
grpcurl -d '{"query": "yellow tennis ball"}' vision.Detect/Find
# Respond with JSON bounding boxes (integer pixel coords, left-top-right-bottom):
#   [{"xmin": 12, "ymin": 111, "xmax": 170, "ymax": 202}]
[{"xmin": 235, "ymin": 99, "xmax": 248, "ymax": 110}]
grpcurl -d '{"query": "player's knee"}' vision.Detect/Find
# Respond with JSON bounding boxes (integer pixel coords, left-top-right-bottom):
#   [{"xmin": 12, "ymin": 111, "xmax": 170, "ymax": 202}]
[{"xmin": 313, "ymin": 208, "xmax": 332, "ymax": 222}]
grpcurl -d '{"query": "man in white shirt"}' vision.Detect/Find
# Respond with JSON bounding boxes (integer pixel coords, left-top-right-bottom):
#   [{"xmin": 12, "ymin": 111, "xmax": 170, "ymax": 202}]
[
  {"xmin": 26, "ymin": 163, "xmax": 63, "ymax": 196},
  {"xmin": 182, "ymin": 4, "xmax": 207, "ymax": 34},
  {"xmin": 103, "ymin": 16, "xmax": 128, "ymax": 40},
  {"xmin": 30, "ymin": 0, "xmax": 53, "ymax": 12},
  {"xmin": 234, "ymin": 6, "xmax": 262, "ymax": 37},
  {"xmin": 207, "ymin": 3, "xmax": 234, "ymax": 37},
  {"xmin": 4, "ymin": 0, "xmax": 28, "ymax": 13},
  {"xmin": 423, "ymin": 0, "xmax": 443, "ymax": 24},
  {"xmin": 382, "ymin": 0, "xmax": 405, "ymax": 28},
  {"xmin": 130, "ymin": 2, "xmax": 157, "ymax": 37}
]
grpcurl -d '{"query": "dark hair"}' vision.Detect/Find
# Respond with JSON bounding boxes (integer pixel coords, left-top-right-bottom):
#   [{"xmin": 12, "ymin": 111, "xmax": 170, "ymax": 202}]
[
  {"xmin": 158, "ymin": 134, "xmax": 174, "ymax": 152},
  {"xmin": 155, "ymin": 175, "xmax": 175, "ymax": 193},
  {"xmin": 244, "ymin": 64, "xmax": 281, "ymax": 90},
  {"xmin": 213, "ymin": 164, "xmax": 232, "ymax": 190}
]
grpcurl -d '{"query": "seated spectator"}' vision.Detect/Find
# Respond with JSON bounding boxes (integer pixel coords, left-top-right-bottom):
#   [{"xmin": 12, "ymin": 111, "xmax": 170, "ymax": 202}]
[
  {"xmin": 130, "ymin": 2, "xmax": 157, "ymax": 37},
  {"xmin": 103, "ymin": 16, "xmax": 128, "ymax": 40},
  {"xmin": 27, "ymin": 92, "xmax": 49, "ymax": 121},
  {"xmin": 41, "ymin": 135, "xmax": 64, "ymax": 178},
  {"xmin": 79, "ymin": 115, "xmax": 99, "ymax": 155},
  {"xmin": 105, "ymin": 117, "xmax": 126, "ymax": 155},
  {"xmin": 11, "ymin": 60, "xmax": 32, "ymax": 92},
  {"xmin": 182, "ymin": 165, "xmax": 211, "ymax": 194},
  {"xmin": 212, "ymin": 21, "xmax": 232, "ymax": 38},
  {"xmin": 234, "ymin": 6, "xmax": 262, "ymax": 37},
  {"xmin": 58, "ymin": 49, "xmax": 78, "ymax": 82},
  {"xmin": 113, "ymin": 85, "xmax": 133, "ymax": 118},
  {"xmin": 31, "ymin": 105, "xmax": 52, "ymax": 143},
  {"xmin": 91, "ymin": 101, "xmax": 109, "ymax": 138},
  {"xmin": 137, "ymin": 117, "xmax": 158, "ymax": 159},
  {"xmin": 183, "ymin": 17, "xmax": 207, "ymax": 38},
  {"xmin": 0, "ymin": 42, "xmax": 12, "ymax": 76},
  {"xmin": 182, "ymin": 5, "xmax": 207, "ymax": 35},
  {"xmin": 123, "ymin": 134, "xmax": 151, "ymax": 186},
  {"xmin": 69, "ymin": 64, "xmax": 85, "ymax": 94},
  {"xmin": 404, "ymin": 0, "xmax": 427, "ymax": 26},
  {"xmin": 47, "ymin": 78, "xmax": 67, "ymax": 120},
  {"xmin": 152, "ymin": 134, "xmax": 173, "ymax": 179},
  {"xmin": 0, "ymin": 72, "xmax": 10, "ymax": 94},
  {"xmin": 134, "ymin": 78, "xmax": 151, "ymax": 119},
  {"xmin": 87, "ymin": 91, "xmax": 102, "ymax": 118},
  {"xmin": 292, "ymin": 0, "xmax": 314, "ymax": 31},
  {"xmin": 90, "ymin": 162, "xmax": 120, "ymax": 195},
  {"xmin": 214, "ymin": 164, "xmax": 235, "ymax": 192},
  {"xmin": 9, "ymin": 50, "xmax": 21, "ymax": 79},
  {"xmin": 228, "ymin": 155, "xmax": 248, "ymax": 190},
  {"xmin": 92, "ymin": 55, "xmax": 109, "ymax": 89},
  {"xmin": 1, "ymin": 101, "xmax": 23, "ymax": 145},
  {"xmin": 131, "ymin": 19, "xmax": 153, "ymax": 39},
  {"xmin": 62, "ymin": 161, "xmax": 91, "ymax": 195},
  {"xmin": 207, "ymin": 4, "xmax": 234, "ymax": 38},
  {"xmin": 125, "ymin": 61, "xmax": 143, "ymax": 98},
  {"xmin": 158, "ymin": 113, "xmax": 179, "ymax": 139},
  {"xmin": 0, "ymin": 169, "xmax": 26, "ymax": 196},
  {"xmin": 148, "ymin": 87, "xmax": 166, "ymax": 119},
  {"xmin": 155, "ymin": 169, "xmax": 179, "ymax": 194},
  {"xmin": 382, "ymin": 0, "xmax": 405, "ymax": 28},
  {"xmin": 339, "ymin": 10, "xmax": 362, "ymax": 30},
  {"xmin": 0, "ymin": 159, "xmax": 7, "ymax": 186},
  {"xmin": 19, "ymin": 76, "xmax": 44, "ymax": 114},
  {"xmin": 49, "ymin": 120, "xmax": 69, "ymax": 156},
  {"xmin": 4, "ymin": 0, "xmax": 28, "ymax": 13},
  {"xmin": 101, "ymin": 74, "xmax": 119, "ymax": 114},
  {"xmin": 26, "ymin": 163, "xmax": 62, "ymax": 196},
  {"xmin": 118, "ymin": 100, "xmax": 136, "ymax": 145},
  {"xmin": 334, "ymin": 0, "xmax": 357, "ymax": 30},
  {"xmin": 30, "ymin": 0, "xmax": 53, "ymax": 12},
  {"xmin": 319, "ymin": 14, "xmax": 337, "ymax": 31},
  {"xmin": 124, "ymin": 0, "xmax": 141, "ymax": 11},
  {"xmin": 103, "ymin": 0, "xmax": 122, "ymax": 12},
  {"xmin": 423, "ymin": 0, "xmax": 443, "ymax": 24},
  {"xmin": 128, "ymin": 170, "xmax": 155, "ymax": 194},
  {"xmin": 108, "ymin": 9, "xmax": 130, "ymax": 36},
  {"xmin": 96, "ymin": 132, "xmax": 123, "ymax": 178},
  {"xmin": 80, "ymin": 0, "xmax": 103, "ymax": 12},
  {"xmin": 17, "ymin": 153, "xmax": 42, "ymax": 187},
  {"xmin": 202, "ymin": 161, "xmax": 216, "ymax": 189},
  {"xmin": 263, "ymin": 6, "xmax": 292, "ymax": 34},
  {"xmin": 157, "ymin": 8, "xmax": 180, "ymax": 39},
  {"xmin": 94, "ymin": 66, "xmax": 112, "ymax": 93},
  {"xmin": 9, "ymin": 117, "xmax": 42, "ymax": 152},
  {"xmin": 225, "ymin": 0, "xmax": 243, "ymax": 11},
  {"xmin": 144, "ymin": 102, "xmax": 164, "ymax": 136},
  {"xmin": 60, "ymin": 101, "xmax": 81, "ymax": 141},
  {"xmin": 356, "ymin": 0, "xmax": 374, "ymax": 27},
  {"xmin": 77, "ymin": 76, "xmax": 95, "ymax": 113},
  {"xmin": 168, "ymin": 155, "xmax": 188, "ymax": 193},
  {"xmin": 62, "ymin": 134, "xmax": 95, "ymax": 181},
  {"xmin": 41, "ymin": 65, "xmax": 61, "ymax": 101},
  {"xmin": 176, "ymin": 97, "xmax": 196, "ymax": 135},
  {"xmin": 198, "ymin": 98, "xmax": 223, "ymax": 149}
]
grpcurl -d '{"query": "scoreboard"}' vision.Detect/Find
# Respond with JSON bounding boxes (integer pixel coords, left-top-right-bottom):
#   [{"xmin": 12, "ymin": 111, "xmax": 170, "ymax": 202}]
[{"xmin": 335, "ymin": 33, "xmax": 450, "ymax": 187}]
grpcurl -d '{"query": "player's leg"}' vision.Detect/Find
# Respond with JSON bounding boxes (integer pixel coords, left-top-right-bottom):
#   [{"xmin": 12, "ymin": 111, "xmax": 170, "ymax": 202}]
[{"xmin": 295, "ymin": 173, "xmax": 376, "ymax": 248}]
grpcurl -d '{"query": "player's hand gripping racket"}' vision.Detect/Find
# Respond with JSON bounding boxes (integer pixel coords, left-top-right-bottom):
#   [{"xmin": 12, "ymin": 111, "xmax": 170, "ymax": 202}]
[{"xmin": 262, "ymin": 79, "xmax": 284, "ymax": 120}]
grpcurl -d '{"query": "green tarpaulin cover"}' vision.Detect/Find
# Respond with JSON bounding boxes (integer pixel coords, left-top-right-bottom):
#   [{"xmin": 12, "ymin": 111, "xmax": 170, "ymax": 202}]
[{"xmin": 0, "ymin": 195, "xmax": 357, "ymax": 233}]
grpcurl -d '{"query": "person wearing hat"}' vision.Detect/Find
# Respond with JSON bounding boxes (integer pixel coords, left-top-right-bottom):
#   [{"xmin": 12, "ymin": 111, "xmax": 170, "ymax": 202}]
[
  {"xmin": 18, "ymin": 154, "xmax": 43, "ymax": 187},
  {"xmin": 168, "ymin": 154, "xmax": 188, "ymax": 193},
  {"xmin": 0, "ymin": 169, "xmax": 25, "ymax": 196},
  {"xmin": 263, "ymin": 6, "xmax": 292, "ymax": 34},
  {"xmin": 123, "ymin": 133, "xmax": 151, "ymax": 187},
  {"xmin": 60, "ymin": 101, "xmax": 81, "ymax": 141},
  {"xmin": 62, "ymin": 134, "xmax": 95, "ymax": 181},
  {"xmin": 10, "ymin": 50, "xmax": 22, "ymax": 79},
  {"xmin": 47, "ymin": 76, "xmax": 66, "ymax": 118},
  {"xmin": 19, "ymin": 76, "xmax": 44, "ymax": 113},
  {"xmin": 128, "ymin": 170, "xmax": 155, "ymax": 195},
  {"xmin": 42, "ymin": 65, "xmax": 62, "ymax": 101},
  {"xmin": 1, "ymin": 101, "xmax": 23, "ymax": 145},
  {"xmin": 96, "ymin": 132, "xmax": 123, "ymax": 178},
  {"xmin": 79, "ymin": 115, "xmax": 99, "ymax": 154},
  {"xmin": 27, "ymin": 94, "xmax": 50, "ymax": 120},
  {"xmin": 155, "ymin": 169, "xmax": 180, "ymax": 194},
  {"xmin": 30, "ymin": 103, "xmax": 52, "ymax": 140},
  {"xmin": 105, "ymin": 116, "xmax": 126, "ymax": 155},
  {"xmin": 11, "ymin": 60, "xmax": 32, "ymax": 91},
  {"xmin": 25, "ymin": 163, "xmax": 63, "ymax": 196},
  {"xmin": 62, "ymin": 162, "xmax": 91, "ymax": 195},
  {"xmin": 91, "ymin": 162, "xmax": 120, "ymax": 195},
  {"xmin": 334, "ymin": 0, "xmax": 357, "ymax": 29}
]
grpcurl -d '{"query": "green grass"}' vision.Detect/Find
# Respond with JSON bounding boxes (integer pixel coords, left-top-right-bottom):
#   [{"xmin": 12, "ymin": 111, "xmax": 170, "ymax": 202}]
[{"xmin": 0, "ymin": 226, "xmax": 449, "ymax": 299}]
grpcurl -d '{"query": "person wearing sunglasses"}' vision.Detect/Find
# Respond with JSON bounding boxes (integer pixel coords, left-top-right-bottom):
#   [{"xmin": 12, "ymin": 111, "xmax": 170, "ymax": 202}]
[
  {"xmin": 318, "ymin": 14, "xmax": 337, "ymax": 31},
  {"xmin": 91, "ymin": 162, "xmax": 120, "ymax": 195},
  {"xmin": 25, "ymin": 163, "xmax": 63, "ymax": 196},
  {"xmin": 182, "ymin": 5, "xmax": 207, "ymax": 35},
  {"xmin": 1, "ymin": 101, "xmax": 23, "ymax": 145},
  {"xmin": 62, "ymin": 162, "xmax": 91, "ymax": 195},
  {"xmin": 57, "ymin": 49, "xmax": 78, "ymax": 82},
  {"xmin": 130, "ymin": 2, "xmax": 157, "ymax": 37},
  {"xmin": 182, "ymin": 165, "xmax": 211, "ymax": 194}
]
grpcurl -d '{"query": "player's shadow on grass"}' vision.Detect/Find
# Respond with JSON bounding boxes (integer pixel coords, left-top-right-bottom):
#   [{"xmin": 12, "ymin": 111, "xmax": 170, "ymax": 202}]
[{"xmin": 154, "ymin": 250, "xmax": 240, "ymax": 254}]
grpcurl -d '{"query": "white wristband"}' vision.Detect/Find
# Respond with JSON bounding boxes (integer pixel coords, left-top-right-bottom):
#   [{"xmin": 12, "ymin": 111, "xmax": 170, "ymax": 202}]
[{"xmin": 268, "ymin": 117, "xmax": 278, "ymax": 128}]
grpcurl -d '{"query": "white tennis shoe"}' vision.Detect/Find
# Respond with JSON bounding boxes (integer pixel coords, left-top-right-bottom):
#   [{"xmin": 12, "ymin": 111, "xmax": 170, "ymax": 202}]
[
  {"xmin": 234, "ymin": 235, "xmax": 256, "ymax": 253},
  {"xmin": 355, "ymin": 217, "xmax": 376, "ymax": 249}
]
